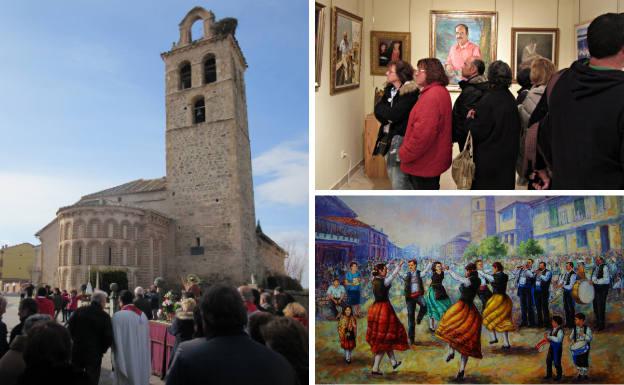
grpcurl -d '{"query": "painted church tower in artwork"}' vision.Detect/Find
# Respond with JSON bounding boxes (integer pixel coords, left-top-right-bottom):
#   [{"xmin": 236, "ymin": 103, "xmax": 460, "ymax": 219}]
[
  {"xmin": 471, "ymin": 196, "xmax": 496, "ymax": 243},
  {"xmin": 161, "ymin": 7, "xmax": 257, "ymax": 284}
]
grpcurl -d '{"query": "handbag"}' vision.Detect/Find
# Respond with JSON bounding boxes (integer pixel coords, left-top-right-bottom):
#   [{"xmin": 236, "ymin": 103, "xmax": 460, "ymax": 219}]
[{"xmin": 451, "ymin": 131, "xmax": 475, "ymax": 189}]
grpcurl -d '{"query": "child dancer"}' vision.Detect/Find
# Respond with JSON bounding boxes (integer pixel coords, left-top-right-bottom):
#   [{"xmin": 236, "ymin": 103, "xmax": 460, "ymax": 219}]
[{"xmin": 338, "ymin": 305, "xmax": 357, "ymax": 363}]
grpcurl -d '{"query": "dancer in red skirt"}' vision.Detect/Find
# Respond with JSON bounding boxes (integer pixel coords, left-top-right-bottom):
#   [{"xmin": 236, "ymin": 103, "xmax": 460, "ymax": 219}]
[{"xmin": 366, "ymin": 261, "xmax": 409, "ymax": 376}]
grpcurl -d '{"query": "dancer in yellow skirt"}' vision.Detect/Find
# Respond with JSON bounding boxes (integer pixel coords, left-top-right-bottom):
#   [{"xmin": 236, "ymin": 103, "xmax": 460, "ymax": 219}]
[
  {"xmin": 436, "ymin": 263, "xmax": 482, "ymax": 381},
  {"xmin": 478, "ymin": 261, "xmax": 514, "ymax": 349}
]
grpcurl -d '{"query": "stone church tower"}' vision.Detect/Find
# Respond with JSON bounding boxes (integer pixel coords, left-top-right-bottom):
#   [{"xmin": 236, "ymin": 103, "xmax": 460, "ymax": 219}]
[
  {"xmin": 471, "ymin": 196, "xmax": 496, "ymax": 243},
  {"xmin": 161, "ymin": 7, "xmax": 257, "ymax": 284},
  {"xmin": 34, "ymin": 7, "xmax": 286, "ymax": 291}
]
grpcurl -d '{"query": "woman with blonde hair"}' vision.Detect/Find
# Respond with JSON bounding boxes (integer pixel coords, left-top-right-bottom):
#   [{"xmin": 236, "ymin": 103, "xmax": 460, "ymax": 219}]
[
  {"xmin": 168, "ymin": 297, "xmax": 196, "ymax": 365},
  {"xmin": 283, "ymin": 302, "xmax": 308, "ymax": 329},
  {"xmin": 517, "ymin": 57, "xmax": 556, "ymax": 185}
]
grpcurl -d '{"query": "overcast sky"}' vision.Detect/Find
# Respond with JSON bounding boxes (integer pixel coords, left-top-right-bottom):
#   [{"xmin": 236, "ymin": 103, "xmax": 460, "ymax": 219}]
[
  {"xmin": 0, "ymin": 1, "xmax": 308, "ymax": 285},
  {"xmin": 340, "ymin": 196, "xmax": 541, "ymax": 248}
]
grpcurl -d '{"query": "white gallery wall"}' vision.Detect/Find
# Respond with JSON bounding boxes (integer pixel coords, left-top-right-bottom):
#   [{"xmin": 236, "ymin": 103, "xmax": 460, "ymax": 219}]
[{"xmin": 315, "ymin": 0, "xmax": 623, "ymax": 189}]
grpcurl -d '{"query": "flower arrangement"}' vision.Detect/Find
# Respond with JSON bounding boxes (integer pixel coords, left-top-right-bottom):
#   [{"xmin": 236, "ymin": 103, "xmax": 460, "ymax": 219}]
[{"xmin": 162, "ymin": 291, "xmax": 180, "ymax": 320}]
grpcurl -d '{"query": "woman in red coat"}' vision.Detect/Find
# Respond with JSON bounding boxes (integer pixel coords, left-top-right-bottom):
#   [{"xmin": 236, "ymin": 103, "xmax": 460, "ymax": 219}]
[
  {"xmin": 399, "ymin": 58, "xmax": 452, "ymax": 189},
  {"xmin": 366, "ymin": 260, "xmax": 409, "ymax": 376}
]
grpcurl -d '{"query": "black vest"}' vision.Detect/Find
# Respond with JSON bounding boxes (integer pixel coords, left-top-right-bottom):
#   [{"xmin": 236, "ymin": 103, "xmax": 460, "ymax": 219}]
[
  {"xmin": 430, "ymin": 272, "xmax": 449, "ymax": 300},
  {"xmin": 459, "ymin": 271, "xmax": 481, "ymax": 303},
  {"xmin": 550, "ymin": 326, "xmax": 562, "ymax": 337},
  {"xmin": 538, "ymin": 269, "xmax": 552, "ymax": 291},
  {"xmin": 404, "ymin": 270, "xmax": 425, "ymax": 299},
  {"xmin": 491, "ymin": 272, "xmax": 508, "ymax": 295},
  {"xmin": 373, "ymin": 277, "xmax": 390, "ymax": 302},
  {"xmin": 564, "ymin": 271, "xmax": 575, "ymax": 286}
]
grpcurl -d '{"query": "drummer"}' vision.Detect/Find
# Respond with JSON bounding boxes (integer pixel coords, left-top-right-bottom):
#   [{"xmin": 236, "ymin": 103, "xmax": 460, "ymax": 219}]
[{"xmin": 569, "ymin": 313, "xmax": 592, "ymax": 381}]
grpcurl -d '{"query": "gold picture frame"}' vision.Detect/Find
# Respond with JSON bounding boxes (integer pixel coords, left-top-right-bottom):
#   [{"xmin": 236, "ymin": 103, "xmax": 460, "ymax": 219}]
[
  {"xmin": 330, "ymin": 6, "xmax": 363, "ymax": 95},
  {"xmin": 511, "ymin": 28, "xmax": 559, "ymax": 81},
  {"xmin": 430, "ymin": 10, "xmax": 497, "ymax": 90},
  {"xmin": 370, "ymin": 31, "xmax": 411, "ymax": 76},
  {"xmin": 315, "ymin": 2, "xmax": 326, "ymax": 90}
]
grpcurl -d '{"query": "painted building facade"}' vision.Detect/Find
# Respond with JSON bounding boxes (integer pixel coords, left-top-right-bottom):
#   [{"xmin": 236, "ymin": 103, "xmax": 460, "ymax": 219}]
[
  {"xmin": 315, "ymin": 197, "xmax": 398, "ymax": 266},
  {"xmin": 497, "ymin": 202, "xmax": 534, "ymax": 253},
  {"xmin": 531, "ymin": 196, "xmax": 624, "ymax": 255}
]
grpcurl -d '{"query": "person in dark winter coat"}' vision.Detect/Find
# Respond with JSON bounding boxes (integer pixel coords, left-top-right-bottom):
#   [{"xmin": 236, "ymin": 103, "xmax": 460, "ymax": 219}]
[
  {"xmin": 133, "ymin": 287, "xmax": 153, "ymax": 320},
  {"xmin": 166, "ymin": 285, "xmax": 298, "ymax": 385},
  {"xmin": 535, "ymin": 13, "xmax": 624, "ymax": 189},
  {"xmin": 467, "ymin": 60, "xmax": 520, "ymax": 189},
  {"xmin": 67, "ymin": 290, "xmax": 113, "ymax": 385},
  {"xmin": 373, "ymin": 60, "xmax": 420, "ymax": 189},
  {"xmin": 399, "ymin": 58, "xmax": 452, "ymax": 190},
  {"xmin": 168, "ymin": 298, "xmax": 196, "ymax": 366},
  {"xmin": 452, "ymin": 56, "xmax": 488, "ymax": 150}
]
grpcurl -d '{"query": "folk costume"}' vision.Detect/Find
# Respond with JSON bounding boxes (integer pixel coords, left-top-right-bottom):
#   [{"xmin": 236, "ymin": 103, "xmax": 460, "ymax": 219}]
[
  {"xmin": 545, "ymin": 326, "xmax": 564, "ymax": 380},
  {"xmin": 436, "ymin": 268, "xmax": 482, "ymax": 380},
  {"xmin": 479, "ymin": 270, "xmax": 514, "ymax": 347},
  {"xmin": 338, "ymin": 313, "xmax": 357, "ymax": 362},
  {"xmin": 366, "ymin": 264, "xmax": 409, "ymax": 374},
  {"xmin": 424, "ymin": 270, "xmax": 452, "ymax": 330},
  {"xmin": 569, "ymin": 325, "xmax": 593, "ymax": 378},
  {"xmin": 402, "ymin": 263, "xmax": 430, "ymax": 344}
]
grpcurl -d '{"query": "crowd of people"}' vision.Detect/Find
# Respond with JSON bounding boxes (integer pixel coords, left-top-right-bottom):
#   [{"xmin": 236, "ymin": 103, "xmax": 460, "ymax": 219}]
[
  {"xmin": 320, "ymin": 251, "xmax": 622, "ymax": 381},
  {"xmin": 0, "ymin": 283, "xmax": 309, "ymax": 385},
  {"xmin": 373, "ymin": 12, "xmax": 624, "ymax": 190}
]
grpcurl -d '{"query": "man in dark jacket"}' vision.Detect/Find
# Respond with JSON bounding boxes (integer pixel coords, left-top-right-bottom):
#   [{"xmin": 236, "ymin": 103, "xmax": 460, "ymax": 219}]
[
  {"xmin": 133, "ymin": 286, "xmax": 153, "ymax": 320},
  {"xmin": 452, "ymin": 56, "xmax": 488, "ymax": 150},
  {"xmin": 9, "ymin": 297, "xmax": 38, "ymax": 344},
  {"xmin": 166, "ymin": 284, "xmax": 298, "ymax": 385},
  {"xmin": 535, "ymin": 12, "xmax": 624, "ymax": 189},
  {"xmin": 68, "ymin": 290, "xmax": 113, "ymax": 385}
]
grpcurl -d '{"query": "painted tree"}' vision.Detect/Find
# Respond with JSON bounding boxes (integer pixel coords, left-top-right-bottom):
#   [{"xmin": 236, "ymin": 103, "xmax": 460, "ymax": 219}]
[
  {"xmin": 478, "ymin": 236, "xmax": 508, "ymax": 259},
  {"xmin": 517, "ymin": 238, "xmax": 544, "ymax": 257},
  {"xmin": 463, "ymin": 243, "xmax": 480, "ymax": 259}
]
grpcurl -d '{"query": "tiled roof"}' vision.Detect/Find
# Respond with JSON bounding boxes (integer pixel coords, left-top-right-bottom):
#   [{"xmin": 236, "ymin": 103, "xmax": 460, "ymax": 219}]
[
  {"xmin": 81, "ymin": 177, "xmax": 166, "ymax": 200},
  {"xmin": 323, "ymin": 216, "xmax": 371, "ymax": 228}
]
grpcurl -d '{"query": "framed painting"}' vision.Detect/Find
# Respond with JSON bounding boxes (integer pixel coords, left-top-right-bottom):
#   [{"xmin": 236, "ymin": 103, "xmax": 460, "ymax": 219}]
[
  {"xmin": 430, "ymin": 10, "xmax": 497, "ymax": 89},
  {"xmin": 575, "ymin": 20, "xmax": 591, "ymax": 60},
  {"xmin": 330, "ymin": 6, "xmax": 363, "ymax": 95},
  {"xmin": 315, "ymin": 194, "xmax": 624, "ymax": 384},
  {"xmin": 511, "ymin": 28, "xmax": 559, "ymax": 81},
  {"xmin": 315, "ymin": 2, "xmax": 326, "ymax": 90},
  {"xmin": 370, "ymin": 31, "xmax": 411, "ymax": 76}
]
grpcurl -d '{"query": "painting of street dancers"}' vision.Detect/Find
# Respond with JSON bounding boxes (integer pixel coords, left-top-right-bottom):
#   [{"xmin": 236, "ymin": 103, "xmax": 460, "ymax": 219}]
[{"xmin": 315, "ymin": 195, "xmax": 624, "ymax": 384}]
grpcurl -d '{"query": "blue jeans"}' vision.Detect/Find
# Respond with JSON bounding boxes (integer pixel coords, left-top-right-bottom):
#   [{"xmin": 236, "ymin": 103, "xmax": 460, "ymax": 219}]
[{"xmin": 386, "ymin": 135, "xmax": 410, "ymax": 190}]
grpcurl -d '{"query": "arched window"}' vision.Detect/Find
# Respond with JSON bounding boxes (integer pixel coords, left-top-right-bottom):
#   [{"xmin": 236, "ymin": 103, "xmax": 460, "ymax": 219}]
[
  {"xmin": 204, "ymin": 54, "xmax": 216, "ymax": 84},
  {"xmin": 180, "ymin": 62, "xmax": 192, "ymax": 89},
  {"xmin": 108, "ymin": 247, "xmax": 113, "ymax": 265},
  {"xmin": 193, "ymin": 98, "xmax": 206, "ymax": 123}
]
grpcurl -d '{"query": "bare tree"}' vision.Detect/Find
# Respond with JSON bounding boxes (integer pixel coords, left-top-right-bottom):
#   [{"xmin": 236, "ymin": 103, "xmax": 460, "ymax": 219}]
[{"xmin": 283, "ymin": 241, "xmax": 308, "ymax": 284}]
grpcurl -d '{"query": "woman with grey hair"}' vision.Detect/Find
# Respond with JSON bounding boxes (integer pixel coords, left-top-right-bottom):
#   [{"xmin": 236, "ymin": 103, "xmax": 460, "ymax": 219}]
[
  {"xmin": 466, "ymin": 60, "xmax": 521, "ymax": 189},
  {"xmin": 0, "ymin": 314, "xmax": 51, "ymax": 385}
]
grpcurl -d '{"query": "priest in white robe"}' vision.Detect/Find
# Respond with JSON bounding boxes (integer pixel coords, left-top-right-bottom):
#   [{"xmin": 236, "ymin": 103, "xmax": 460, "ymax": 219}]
[{"xmin": 112, "ymin": 290, "xmax": 151, "ymax": 385}]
